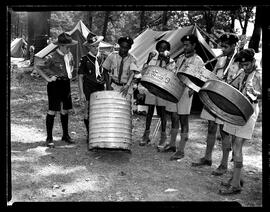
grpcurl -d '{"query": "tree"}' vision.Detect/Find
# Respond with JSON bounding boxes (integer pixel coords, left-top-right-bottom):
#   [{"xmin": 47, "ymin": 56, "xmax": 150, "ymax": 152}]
[
  {"xmin": 161, "ymin": 11, "xmax": 169, "ymax": 31},
  {"xmin": 102, "ymin": 11, "xmax": 111, "ymax": 40},
  {"xmin": 237, "ymin": 6, "xmax": 254, "ymax": 35},
  {"xmin": 248, "ymin": 7, "xmax": 262, "ymax": 53},
  {"xmin": 139, "ymin": 11, "xmax": 146, "ymax": 32}
]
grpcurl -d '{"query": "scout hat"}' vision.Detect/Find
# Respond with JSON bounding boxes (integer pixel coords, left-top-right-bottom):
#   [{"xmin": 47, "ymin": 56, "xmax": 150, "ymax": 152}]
[
  {"xmin": 181, "ymin": 34, "xmax": 198, "ymax": 44},
  {"xmin": 219, "ymin": 33, "xmax": 239, "ymax": 45},
  {"xmin": 156, "ymin": 40, "xmax": 171, "ymax": 51},
  {"xmin": 83, "ymin": 32, "xmax": 104, "ymax": 46},
  {"xmin": 235, "ymin": 48, "xmax": 255, "ymax": 62},
  {"xmin": 118, "ymin": 36, "xmax": 134, "ymax": 47},
  {"xmin": 53, "ymin": 32, "xmax": 78, "ymax": 46}
]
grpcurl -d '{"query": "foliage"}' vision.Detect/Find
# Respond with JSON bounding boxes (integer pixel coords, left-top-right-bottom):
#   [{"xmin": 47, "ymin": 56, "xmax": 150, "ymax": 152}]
[{"xmin": 9, "ymin": 7, "xmax": 258, "ymax": 45}]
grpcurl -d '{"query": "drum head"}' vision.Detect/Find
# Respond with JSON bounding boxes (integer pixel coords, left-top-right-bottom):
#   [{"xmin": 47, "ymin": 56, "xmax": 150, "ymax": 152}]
[{"xmin": 141, "ymin": 81, "xmax": 178, "ymax": 103}]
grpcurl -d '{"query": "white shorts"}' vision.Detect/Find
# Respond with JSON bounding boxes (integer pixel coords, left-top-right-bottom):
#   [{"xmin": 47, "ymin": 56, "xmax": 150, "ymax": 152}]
[{"xmin": 223, "ymin": 103, "xmax": 259, "ymax": 140}]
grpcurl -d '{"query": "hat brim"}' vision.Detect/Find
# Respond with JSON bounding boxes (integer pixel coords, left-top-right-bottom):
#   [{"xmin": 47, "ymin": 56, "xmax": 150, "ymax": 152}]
[
  {"xmin": 53, "ymin": 40, "xmax": 78, "ymax": 46},
  {"xmin": 83, "ymin": 36, "xmax": 104, "ymax": 46}
]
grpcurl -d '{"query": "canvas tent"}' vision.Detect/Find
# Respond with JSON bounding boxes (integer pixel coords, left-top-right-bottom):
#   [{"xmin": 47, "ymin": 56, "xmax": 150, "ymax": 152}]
[
  {"xmin": 35, "ymin": 20, "xmax": 114, "ymax": 77},
  {"xmin": 11, "ymin": 38, "xmax": 28, "ymax": 58},
  {"xmin": 130, "ymin": 24, "xmax": 217, "ymax": 71},
  {"xmin": 130, "ymin": 24, "xmax": 217, "ymax": 112}
]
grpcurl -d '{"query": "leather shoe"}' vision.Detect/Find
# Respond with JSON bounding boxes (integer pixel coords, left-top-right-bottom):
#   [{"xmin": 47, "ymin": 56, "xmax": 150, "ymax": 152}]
[
  {"xmin": 139, "ymin": 139, "xmax": 150, "ymax": 146},
  {"xmin": 170, "ymin": 151, "xmax": 184, "ymax": 161},
  {"xmin": 191, "ymin": 158, "xmax": 212, "ymax": 167},
  {"xmin": 220, "ymin": 178, "xmax": 244, "ymax": 188},
  {"xmin": 219, "ymin": 185, "xmax": 242, "ymax": 195},
  {"xmin": 46, "ymin": 138, "xmax": 55, "ymax": 148},
  {"xmin": 212, "ymin": 164, "xmax": 227, "ymax": 176},
  {"xmin": 159, "ymin": 144, "xmax": 176, "ymax": 152},
  {"xmin": 62, "ymin": 135, "xmax": 75, "ymax": 144}
]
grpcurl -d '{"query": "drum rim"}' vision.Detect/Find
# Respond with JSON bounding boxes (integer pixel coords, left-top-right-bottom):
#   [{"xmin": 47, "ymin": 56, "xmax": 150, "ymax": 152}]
[{"xmin": 200, "ymin": 79, "xmax": 254, "ymax": 119}]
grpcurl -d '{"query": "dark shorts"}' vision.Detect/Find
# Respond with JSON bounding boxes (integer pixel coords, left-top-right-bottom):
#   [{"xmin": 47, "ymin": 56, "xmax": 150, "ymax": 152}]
[
  {"xmin": 83, "ymin": 83, "xmax": 104, "ymax": 101},
  {"xmin": 47, "ymin": 80, "xmax": 72, "ymax": 111}
]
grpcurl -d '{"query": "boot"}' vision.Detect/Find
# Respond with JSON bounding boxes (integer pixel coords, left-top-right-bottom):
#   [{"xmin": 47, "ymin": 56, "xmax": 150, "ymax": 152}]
[
  {"xmin": 157, "ymin": 131, "xmax": 167, "ymax": 149},
  {"xmin": 61, "ymin": 113, "xmax": 75, "ymax": 144},
  {"xmin": 170, "ymin": 132, "xmax": 188, "ymax": 160},
  {"xmin": 84, "ymin": 119, "xmax": 89, "ymax": 143},
  {"xmin": 160, "ymin": 128, "xmax": 178, "ymax": 152},
  {"xmin": 139, "ymin": 129, "xmax": 150, "ymax": 146},
  {"xmin": 46, "ymin": 114, "xmax": 55, "ymax": 148}
]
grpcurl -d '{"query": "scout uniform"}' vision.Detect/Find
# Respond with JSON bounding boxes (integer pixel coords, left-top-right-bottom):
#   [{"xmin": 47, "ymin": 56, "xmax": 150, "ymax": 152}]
[{"xmin": 35, "ymin": 32, "xmax": 78, "ymax": 147}]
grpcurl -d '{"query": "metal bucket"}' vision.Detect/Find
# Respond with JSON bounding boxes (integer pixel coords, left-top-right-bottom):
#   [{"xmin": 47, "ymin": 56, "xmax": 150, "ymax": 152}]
[
  {"xmin": 177, "ymin": 64, "xmax": 218, "ymax": 92},
  {"xmin": 140, "ymin": 65, "xmax": 185, "ymax": 103},
  {"xmin": 89, "ymin": 91, "xmax": 132, "ymax": 151},
  {"xmin": 198, "ymin": 79, "xmax": 254, "ymax": 126}
]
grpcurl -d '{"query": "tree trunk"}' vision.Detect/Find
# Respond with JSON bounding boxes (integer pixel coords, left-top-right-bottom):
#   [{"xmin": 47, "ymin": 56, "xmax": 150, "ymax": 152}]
[
  {"xmin": 161, "ymin": 11, "xmax": 168, "ymax": 31},
  {"xmin": 87, "ymin": 11, "xmax": 93, "ymax": 31},
  {"xmin": 102, "ymin": 11, "xmax": 110, "ymax": 40},
  {"xmin": 248, "ymin": 6, "xmax": 262, "ymax": 53},
  {"xmin": 27, "ymin": 12, "xmax": 51, "ymax": 52},
  {"xmin": 204, "ymin": 11, "xmax": 217, "ymax": 44},
  {"xmin": 230, "ymin": 11, "xmax": 236, "ymax": 32},
  {"xmin": 140, "ymin": 11, "xmax": 146, "ymax": 32}
]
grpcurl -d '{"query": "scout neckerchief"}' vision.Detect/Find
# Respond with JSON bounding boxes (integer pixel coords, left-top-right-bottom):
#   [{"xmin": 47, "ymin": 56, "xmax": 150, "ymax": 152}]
[
  {"xmin": 118, "ymin": 56, "xmax": 125, "ymax": 83},
  {"xmin": 222, "ymin": 50, "xmax": 237, "ymax": 82},
  {"xmin": 177, "ymin": 52, "xmax": 195, "ymax": 72},
  {"xmin": 57, "ymin": 48, "xmax": 73, "ymax": 79},
  {"xmin": 87, "ymin": 51, "xmax": 102, "ymax": 79}
]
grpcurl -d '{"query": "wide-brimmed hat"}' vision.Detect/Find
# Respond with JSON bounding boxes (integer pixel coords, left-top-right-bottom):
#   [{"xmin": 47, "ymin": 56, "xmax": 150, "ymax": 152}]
[
  {"xmin": 53, "ymin": 32, "xmax": 78, "ymax": 46},
  {"xmin": 83, "ymin": 32, "xmax": 104, "ymax": 46}
]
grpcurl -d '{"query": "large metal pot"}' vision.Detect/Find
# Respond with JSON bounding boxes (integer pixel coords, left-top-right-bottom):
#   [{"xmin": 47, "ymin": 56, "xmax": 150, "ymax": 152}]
[
  {"xmin": 140, "ymin": 65, "xmax": 185, "ymax": 103},
  {"xmin": 177, "ymin": 64, "xmax": 218, "ymax": 92},
  {"xmin": 198, "ymin": 79, "xmax": 254, "ymax": 126},
  {"xmin": 89, "ymin": 91, "xmax": 132, "ymax": 151}
]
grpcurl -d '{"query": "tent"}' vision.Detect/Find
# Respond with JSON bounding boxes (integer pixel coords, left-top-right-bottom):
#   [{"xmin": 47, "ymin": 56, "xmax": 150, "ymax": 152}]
[
  {"xmin": 35, "ymin": 20, "xmax": 114, "ymax": 77},
  {"xmin": 130, "ymin": 24, "xmax": 217, "ymax": 71},
  {"xmin": 11, "ymin": 38, "xmax": 28, "ymax": 58},
  {"xmin": 130, "ymin": 24, "xmax": 217, "ymax": 113}
]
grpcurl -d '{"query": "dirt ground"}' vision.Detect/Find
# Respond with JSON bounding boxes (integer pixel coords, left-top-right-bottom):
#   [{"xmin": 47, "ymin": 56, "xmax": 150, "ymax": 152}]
[{"xmin": 8, "ymin": 60, "xmax": 263, "ymax": 207}]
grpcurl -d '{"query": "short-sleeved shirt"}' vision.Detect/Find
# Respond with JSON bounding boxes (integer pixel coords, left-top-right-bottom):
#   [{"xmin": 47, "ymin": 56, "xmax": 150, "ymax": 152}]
[
  {"xmin": 35, "ymin": 50, "xmax": 74, "ymax": 78},
  {"xmin": 78, "ymin": 53, "xmax": 105, "ymax": 91},
  {"xmin": 212, "ymin": 54, "xmax": 239, "ymax": 83},
  {"xmin": 102, "ymin": 51, "xmax": 139, "ymax": 84}
]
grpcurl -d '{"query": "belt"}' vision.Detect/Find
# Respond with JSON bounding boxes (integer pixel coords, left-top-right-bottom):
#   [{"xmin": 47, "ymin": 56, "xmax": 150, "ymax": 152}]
[{"xmin": 111, "ymin": 78, "xmax": 126, "ymax": 86}]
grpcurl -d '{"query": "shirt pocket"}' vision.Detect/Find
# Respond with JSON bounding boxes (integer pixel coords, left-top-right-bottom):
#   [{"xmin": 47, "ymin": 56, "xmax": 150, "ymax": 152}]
[{"xmin": 53, "ymin": 59, "xmax": 64, "ymax": 70}]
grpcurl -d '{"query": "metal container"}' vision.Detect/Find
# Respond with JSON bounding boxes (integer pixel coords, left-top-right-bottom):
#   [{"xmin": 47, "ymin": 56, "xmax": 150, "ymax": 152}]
[
  {"xmin": 140, "ymin": 65, "xmax": 185, "ymax": 103},
  {"xmin": 177, "ymin": 63, "xmax": 218, "ymax": 92},
  {"xmin": 89, "ymin": 91, "xmax": 132, "ymax": 151},
  {"xmin": 198, "ymin": 79, "xmax": 254, "ymax": 126}
]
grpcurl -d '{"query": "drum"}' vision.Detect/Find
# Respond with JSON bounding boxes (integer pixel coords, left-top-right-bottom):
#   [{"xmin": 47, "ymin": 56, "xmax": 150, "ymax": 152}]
[
  {"xmin": 198, "ymin": 79, "xmax": 254, "ymax": 126},
  {"xmin": 88, "ymin": 91, "xmax": 132, "ymax": 151},
  {"xmin": 177, "ymin": 64, "xmax": 218, "ymax": 92},
  {"xmin": 140, "ymin": 65, "xmax": 185, "ymax": 103}
]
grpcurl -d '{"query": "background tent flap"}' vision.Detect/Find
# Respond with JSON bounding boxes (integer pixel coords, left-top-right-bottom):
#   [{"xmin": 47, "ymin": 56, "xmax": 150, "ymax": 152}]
[
  {"xmin": 130, "ymin": 25, "xmax": 217, "ymax": 71},
  {"xmin": 34, "ymin": 20, "xmax": 114, "ymax": 76},
  {"xmin": 11, "ymin": 38, "xmax": 28, "ymax": 58}
]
